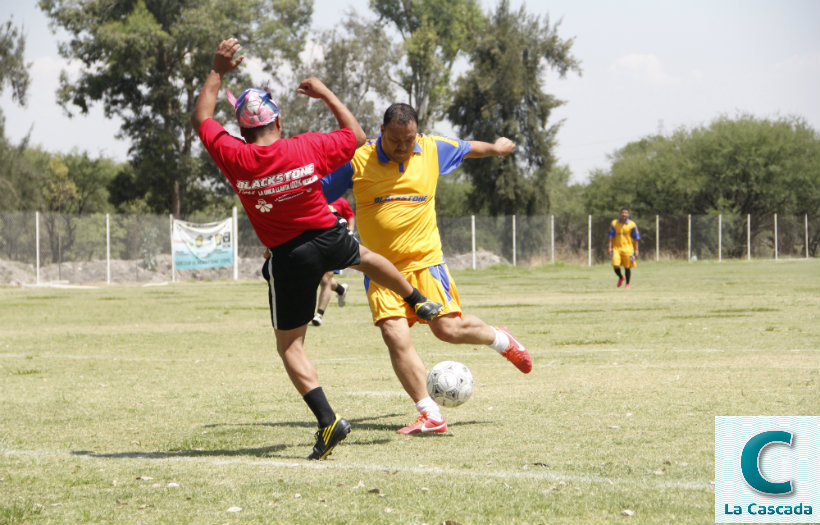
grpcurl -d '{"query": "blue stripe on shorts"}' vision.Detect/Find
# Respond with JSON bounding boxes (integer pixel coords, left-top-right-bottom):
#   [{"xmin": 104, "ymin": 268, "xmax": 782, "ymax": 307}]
[{"xmin": 427, "ymin": 264, "xmax": 453, "ymax": 303}]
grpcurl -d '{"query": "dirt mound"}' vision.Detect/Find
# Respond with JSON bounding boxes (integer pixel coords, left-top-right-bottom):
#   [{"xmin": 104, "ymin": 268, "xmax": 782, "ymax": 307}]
[
  {"xmin": 1, "ymin": 250, "xmax": 507, "ymax": 286},
  {"xmin": 0, "ymin": 255, "xmax": 268, "ymax": 286},
  {"xmin": 446, "ymin": 250, "xmax": 508, "ymax": 270}
]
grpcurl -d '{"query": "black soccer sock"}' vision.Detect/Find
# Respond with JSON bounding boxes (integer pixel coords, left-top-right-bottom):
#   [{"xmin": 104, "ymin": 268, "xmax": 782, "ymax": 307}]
[
  {"xmin": 614, "ymin": 267, "xmax": 623, "ymax": 278},
  {"xmin": 303, "ymin": 387, "xmax": 336, "ymax": 428},
  {"xmin": 625, "ymin": 268, "xmax": 631, "ymax": 284},
  {"xmin": 402, "ymin": 288, "xmax": 427, "ymax": 308},
  {"xmin": 317, "ymin": 308, "xmax": 325, "ymax": 316}
]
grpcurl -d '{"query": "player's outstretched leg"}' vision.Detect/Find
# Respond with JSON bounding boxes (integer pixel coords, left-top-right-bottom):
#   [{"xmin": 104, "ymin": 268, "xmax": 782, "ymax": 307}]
[{"xmin": 496, "ymin": 326, "xmax": 532, "ymax": 373}]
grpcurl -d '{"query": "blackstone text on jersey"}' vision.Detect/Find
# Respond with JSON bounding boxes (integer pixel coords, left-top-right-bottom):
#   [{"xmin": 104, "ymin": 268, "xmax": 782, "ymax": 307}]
[
  {"xmin": 236, "ymin": 163, "xmax": 316, "ymax": 191},
  {"xmin": 373, "ymin": 195, "xmax": 429, "ymax": 204}
]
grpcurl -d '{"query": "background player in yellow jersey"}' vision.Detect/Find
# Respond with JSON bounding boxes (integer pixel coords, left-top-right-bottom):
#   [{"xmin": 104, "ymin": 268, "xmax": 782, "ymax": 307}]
[
  {"xmin": 608, "ymin": 208, "xmax": 640, "ymax": 289},
  {"xmin": 323, "ymin": 103, "xmax": 532, "ymax": 434}
]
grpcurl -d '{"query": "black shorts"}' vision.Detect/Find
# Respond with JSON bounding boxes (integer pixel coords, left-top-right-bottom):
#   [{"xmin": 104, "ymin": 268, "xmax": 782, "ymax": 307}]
[{"xmin": 262, "ymin": 219, "xmax": 361, "ymax": 330}]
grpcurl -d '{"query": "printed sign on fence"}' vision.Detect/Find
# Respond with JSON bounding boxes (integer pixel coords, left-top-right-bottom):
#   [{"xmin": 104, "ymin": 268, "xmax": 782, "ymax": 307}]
[{"xmin": 172, "ymin": 218, "xmax": 234, "ymax": 270}]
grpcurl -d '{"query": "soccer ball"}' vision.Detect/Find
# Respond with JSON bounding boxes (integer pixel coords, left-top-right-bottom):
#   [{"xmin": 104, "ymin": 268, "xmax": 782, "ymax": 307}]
[{"xmin": 426, "ymin": 361, "xmax": 474, "ymax": 407}]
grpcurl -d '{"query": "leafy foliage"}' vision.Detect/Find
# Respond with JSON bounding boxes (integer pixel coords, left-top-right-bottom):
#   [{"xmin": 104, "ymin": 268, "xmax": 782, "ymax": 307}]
[
  {"xmin": 38, "ymin": 0, "xmax": 312, "ymax": 217},
  {"xmin": 370, "ymin": 0, "xmax": 484, "ymax": 129},
  {"xmin": 584, "ymin": 114, "xmax": 820, "ymax": 217},
  {"xmin": 273, "ymin": 18, "xmax": 398, "ymax": 138},
  {"xmin": 0, "ymin": 18, "xmax": 30, "ymax": 108},
  {"xmin": 448, "ymin": 0, "xmax": 580, "ymax": 216}
]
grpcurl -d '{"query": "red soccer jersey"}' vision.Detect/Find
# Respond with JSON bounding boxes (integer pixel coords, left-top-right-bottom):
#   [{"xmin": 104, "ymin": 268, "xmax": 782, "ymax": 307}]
[
  {"xmin": 328, "ymin": 197, "xmax": 354, "ymax": 222},
  {"xmin": 198, "ymin": 119, "xmax": 356, "ymax": 247}
]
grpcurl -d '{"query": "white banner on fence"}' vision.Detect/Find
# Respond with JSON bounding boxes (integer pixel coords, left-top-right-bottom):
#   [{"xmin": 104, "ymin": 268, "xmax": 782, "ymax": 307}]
[{"xmin": 172, "ymin": 218, "xmax": 234, "ymax": 270}]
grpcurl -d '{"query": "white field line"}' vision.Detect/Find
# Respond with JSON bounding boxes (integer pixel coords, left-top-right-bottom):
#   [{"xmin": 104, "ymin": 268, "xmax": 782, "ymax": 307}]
[
  {"xmin": 0, "ymin": 353, "xmax": 363, "ymax": 365},
  {"xmin": 0, "ymin": 352, "xmax": 816, "ymax": 370},
  {"xmin": 0, "ymin": 448, "xmax": 713, "ymax": 491}
]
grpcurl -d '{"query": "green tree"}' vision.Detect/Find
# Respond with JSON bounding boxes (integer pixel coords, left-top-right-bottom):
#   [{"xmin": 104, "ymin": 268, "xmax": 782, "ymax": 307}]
[
  {"xmin": 0, "ymin": 16, "xmax": 34, "ymax": 210},
  {"xmin": 584, "ymin": 114, "xmax": 820, "ymax": 217},
  {"xmin": 273, "ymin": 17, "xmax": 399, "ymax": 138},
  {"xmin": 62, "ymin": 152, "xmax": 119, "ymax": 214},
  {"xmin": 39, "ymin": 0, "xmax": 312, "ymax": 217},
  {"xmin": 0, "ymin": 17, "xmax": 30, "ymax": 109},
  {"xmin": 448, "ymin": 0, "xmax": 580, "ymax": 216},
  {"xmin": 370, "ymin": 0, "xmax": 484, "ymax": 129}
]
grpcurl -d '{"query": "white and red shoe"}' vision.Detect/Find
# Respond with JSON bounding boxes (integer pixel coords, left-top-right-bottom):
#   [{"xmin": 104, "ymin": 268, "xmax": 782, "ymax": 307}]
[
  {"xmin": 497, "ymin": 326, "xmax": 532, "ymax": 374},
  {"xmin": 397, "ymin": 412, "xmax": 447, "ymax": 435}
]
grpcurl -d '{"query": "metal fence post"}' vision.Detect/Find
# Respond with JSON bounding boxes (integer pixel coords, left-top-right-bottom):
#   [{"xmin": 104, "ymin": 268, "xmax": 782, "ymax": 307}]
[
  {"xmin": 550, "ymin": 215, "xmax": 555, "ymax": 264},
  {"xmin": 806, "ymin": 214, "xmax": 810, "ymax": 259},
  {"xmin": 655, "ymin": 215, "xmax": 659, "ymax": 262},
  {"xmin": 774, "ymin": 213, "xmax": 778, "ymax": 261},
  {"xmin": 35, "ymin": 211, "xmax": 40, "ymax": 285},
  {"xmin": 588, "ymin": 215, "xmax": 592, "ymax": 267},
  {"xmin": 718, "ymin": 214, "xmax": 722, "ymax": 263},
  {"xmin": 471, "ymin": 215, "xmax": 476, "ymax": 270},
  {"xmin": 106, "ymin": 213, "xmax": 111, "ymax": 284},
  {"xmin": 687, "ymin": 214, "xmax": 692, "ymax": 262},
  {"xmin": 511, "ymin": 215, "xmax": 516, "ymax": 266},
  {"xmin": 232, "ymin": 206, "xmax": 239, "ymax": 280},
  {"xmin": 170, "ymin": 214, "xmax": 175, "ymax": 282}
]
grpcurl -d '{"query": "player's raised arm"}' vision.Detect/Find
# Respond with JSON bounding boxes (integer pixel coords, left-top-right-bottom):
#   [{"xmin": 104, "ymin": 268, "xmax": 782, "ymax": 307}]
[
  {"xmin": 297, "ymin": 78, "xmax": 366, "ymax": 148},
  {"xmin": 464, "ymin": 137, "xmax": 516, "ymax": 159},
  {"xmin": 192, "ymin": 38, "xmax": 244, "ymax": 132}
]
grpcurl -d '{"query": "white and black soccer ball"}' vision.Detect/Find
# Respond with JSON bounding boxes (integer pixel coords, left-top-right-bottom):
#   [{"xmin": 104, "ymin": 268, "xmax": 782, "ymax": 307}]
[{"xmin": 426, "ymin": 360, "xmax": 474, "ymax": 407}]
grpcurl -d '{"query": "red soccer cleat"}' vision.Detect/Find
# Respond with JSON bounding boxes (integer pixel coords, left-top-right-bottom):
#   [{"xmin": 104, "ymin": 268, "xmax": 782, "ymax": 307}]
[
  {"xmin": 397, "ymin": 412, "xmax": 447, "ymax": 435},
  {"xmin": 617, "ymin": 276, "xmax": 625, "ymax": 288},
  {"xmin": 497, "ymin": 326, "xmax": 532, "ymax": 374}
]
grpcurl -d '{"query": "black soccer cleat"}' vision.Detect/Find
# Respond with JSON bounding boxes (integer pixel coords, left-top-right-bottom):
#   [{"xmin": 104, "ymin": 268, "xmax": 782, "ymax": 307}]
[
  {"xmin": 414, "ymin": 300, "xmax": 443, "ymax": 321},
  {"xmin": 307, "ymin": 416, "xmax": 351, "ymax": 460}
]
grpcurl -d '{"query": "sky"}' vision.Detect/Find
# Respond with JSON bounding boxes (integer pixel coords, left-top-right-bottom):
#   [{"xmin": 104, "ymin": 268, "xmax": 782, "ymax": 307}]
[{"xmin": 1, "ymin": 0, "xmax": 818, "ymax": 184}]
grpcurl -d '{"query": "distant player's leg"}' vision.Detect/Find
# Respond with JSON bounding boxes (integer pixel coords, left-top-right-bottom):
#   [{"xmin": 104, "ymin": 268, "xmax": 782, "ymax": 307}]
[
  {"xmin": 612, "ymin": 251, "xmax": 625, "ymax": 287},
  {"xmin": 334, "ymin": 277, "xmax": 349, "ymax": 307},
  {"xmin": 313, "ymin": 271, "xmax": 335, "ymax": 326},
  {"xmin": 624, "ymin": 253, "xmax": 635, "ymax": 289},
  {"xmin": 379, "ymin": 317, "xmax": 446, "ymax": 434}
]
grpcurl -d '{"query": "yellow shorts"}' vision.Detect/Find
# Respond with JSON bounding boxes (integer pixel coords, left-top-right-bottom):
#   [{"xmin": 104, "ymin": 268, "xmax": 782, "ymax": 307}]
[
  {"xmin": 612, "ymin": 250, "xmax": 637, "ymax": 268},
  {"xmin": 366, "ymin": 263, "xmax": 462, "ymax": 326}
]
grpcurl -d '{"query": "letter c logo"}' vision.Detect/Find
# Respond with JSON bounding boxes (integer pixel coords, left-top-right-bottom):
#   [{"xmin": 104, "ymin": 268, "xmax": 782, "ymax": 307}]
[{"xmin": 741, "ymin": 431, "xmax": 794, "ymax": 495}]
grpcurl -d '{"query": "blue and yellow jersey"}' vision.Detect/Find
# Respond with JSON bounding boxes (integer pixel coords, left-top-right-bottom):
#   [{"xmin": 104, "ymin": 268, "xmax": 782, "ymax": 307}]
[
  {"xmin": 321, "ymin": 134, "xmax": 471, "ymax": 271},
  {"xmin": 609, "ymin": 219, "xmax": 640, "ymax": 253}
]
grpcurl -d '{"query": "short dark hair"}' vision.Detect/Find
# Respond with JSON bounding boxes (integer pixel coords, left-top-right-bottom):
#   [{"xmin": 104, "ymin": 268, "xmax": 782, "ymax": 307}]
[
  {"xmin": 620, "ymin": 207, "xmax": 629, "ymax": 213},
  {"xmin": 383, "ymin": 103, "xmax": 418, "ymax": 127}
]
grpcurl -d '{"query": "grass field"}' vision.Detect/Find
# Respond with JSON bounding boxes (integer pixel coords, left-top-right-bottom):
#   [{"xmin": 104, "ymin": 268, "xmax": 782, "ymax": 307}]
[{"xmin": 1, "ymin": 259, "xmax": 818, "ymax": 524}]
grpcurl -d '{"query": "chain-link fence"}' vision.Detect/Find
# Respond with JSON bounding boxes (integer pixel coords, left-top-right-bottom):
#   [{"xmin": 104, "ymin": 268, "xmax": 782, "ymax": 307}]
[{"xmin": 1, "ymin": 210, "xmax": 816, "ymax": 285}]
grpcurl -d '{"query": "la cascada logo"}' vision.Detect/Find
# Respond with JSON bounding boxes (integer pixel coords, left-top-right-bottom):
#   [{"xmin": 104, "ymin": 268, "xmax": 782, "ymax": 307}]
[
  {"xmin": 741, "ymin": 431, "xmax": 795, "ymax": 496},
  {"xmin": 715, "ymin": 417, "xmax": 820, "ymax": 523}
]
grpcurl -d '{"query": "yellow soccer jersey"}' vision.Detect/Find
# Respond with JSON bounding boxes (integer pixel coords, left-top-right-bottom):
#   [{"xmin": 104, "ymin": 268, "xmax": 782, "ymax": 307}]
[
  {"xmin": 349, "ymin": 134, "xmax": 471, "ymax": 271},
  {"xmin": 609, "ymin": 218, "xmax": 640, "ymax": 253}
]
